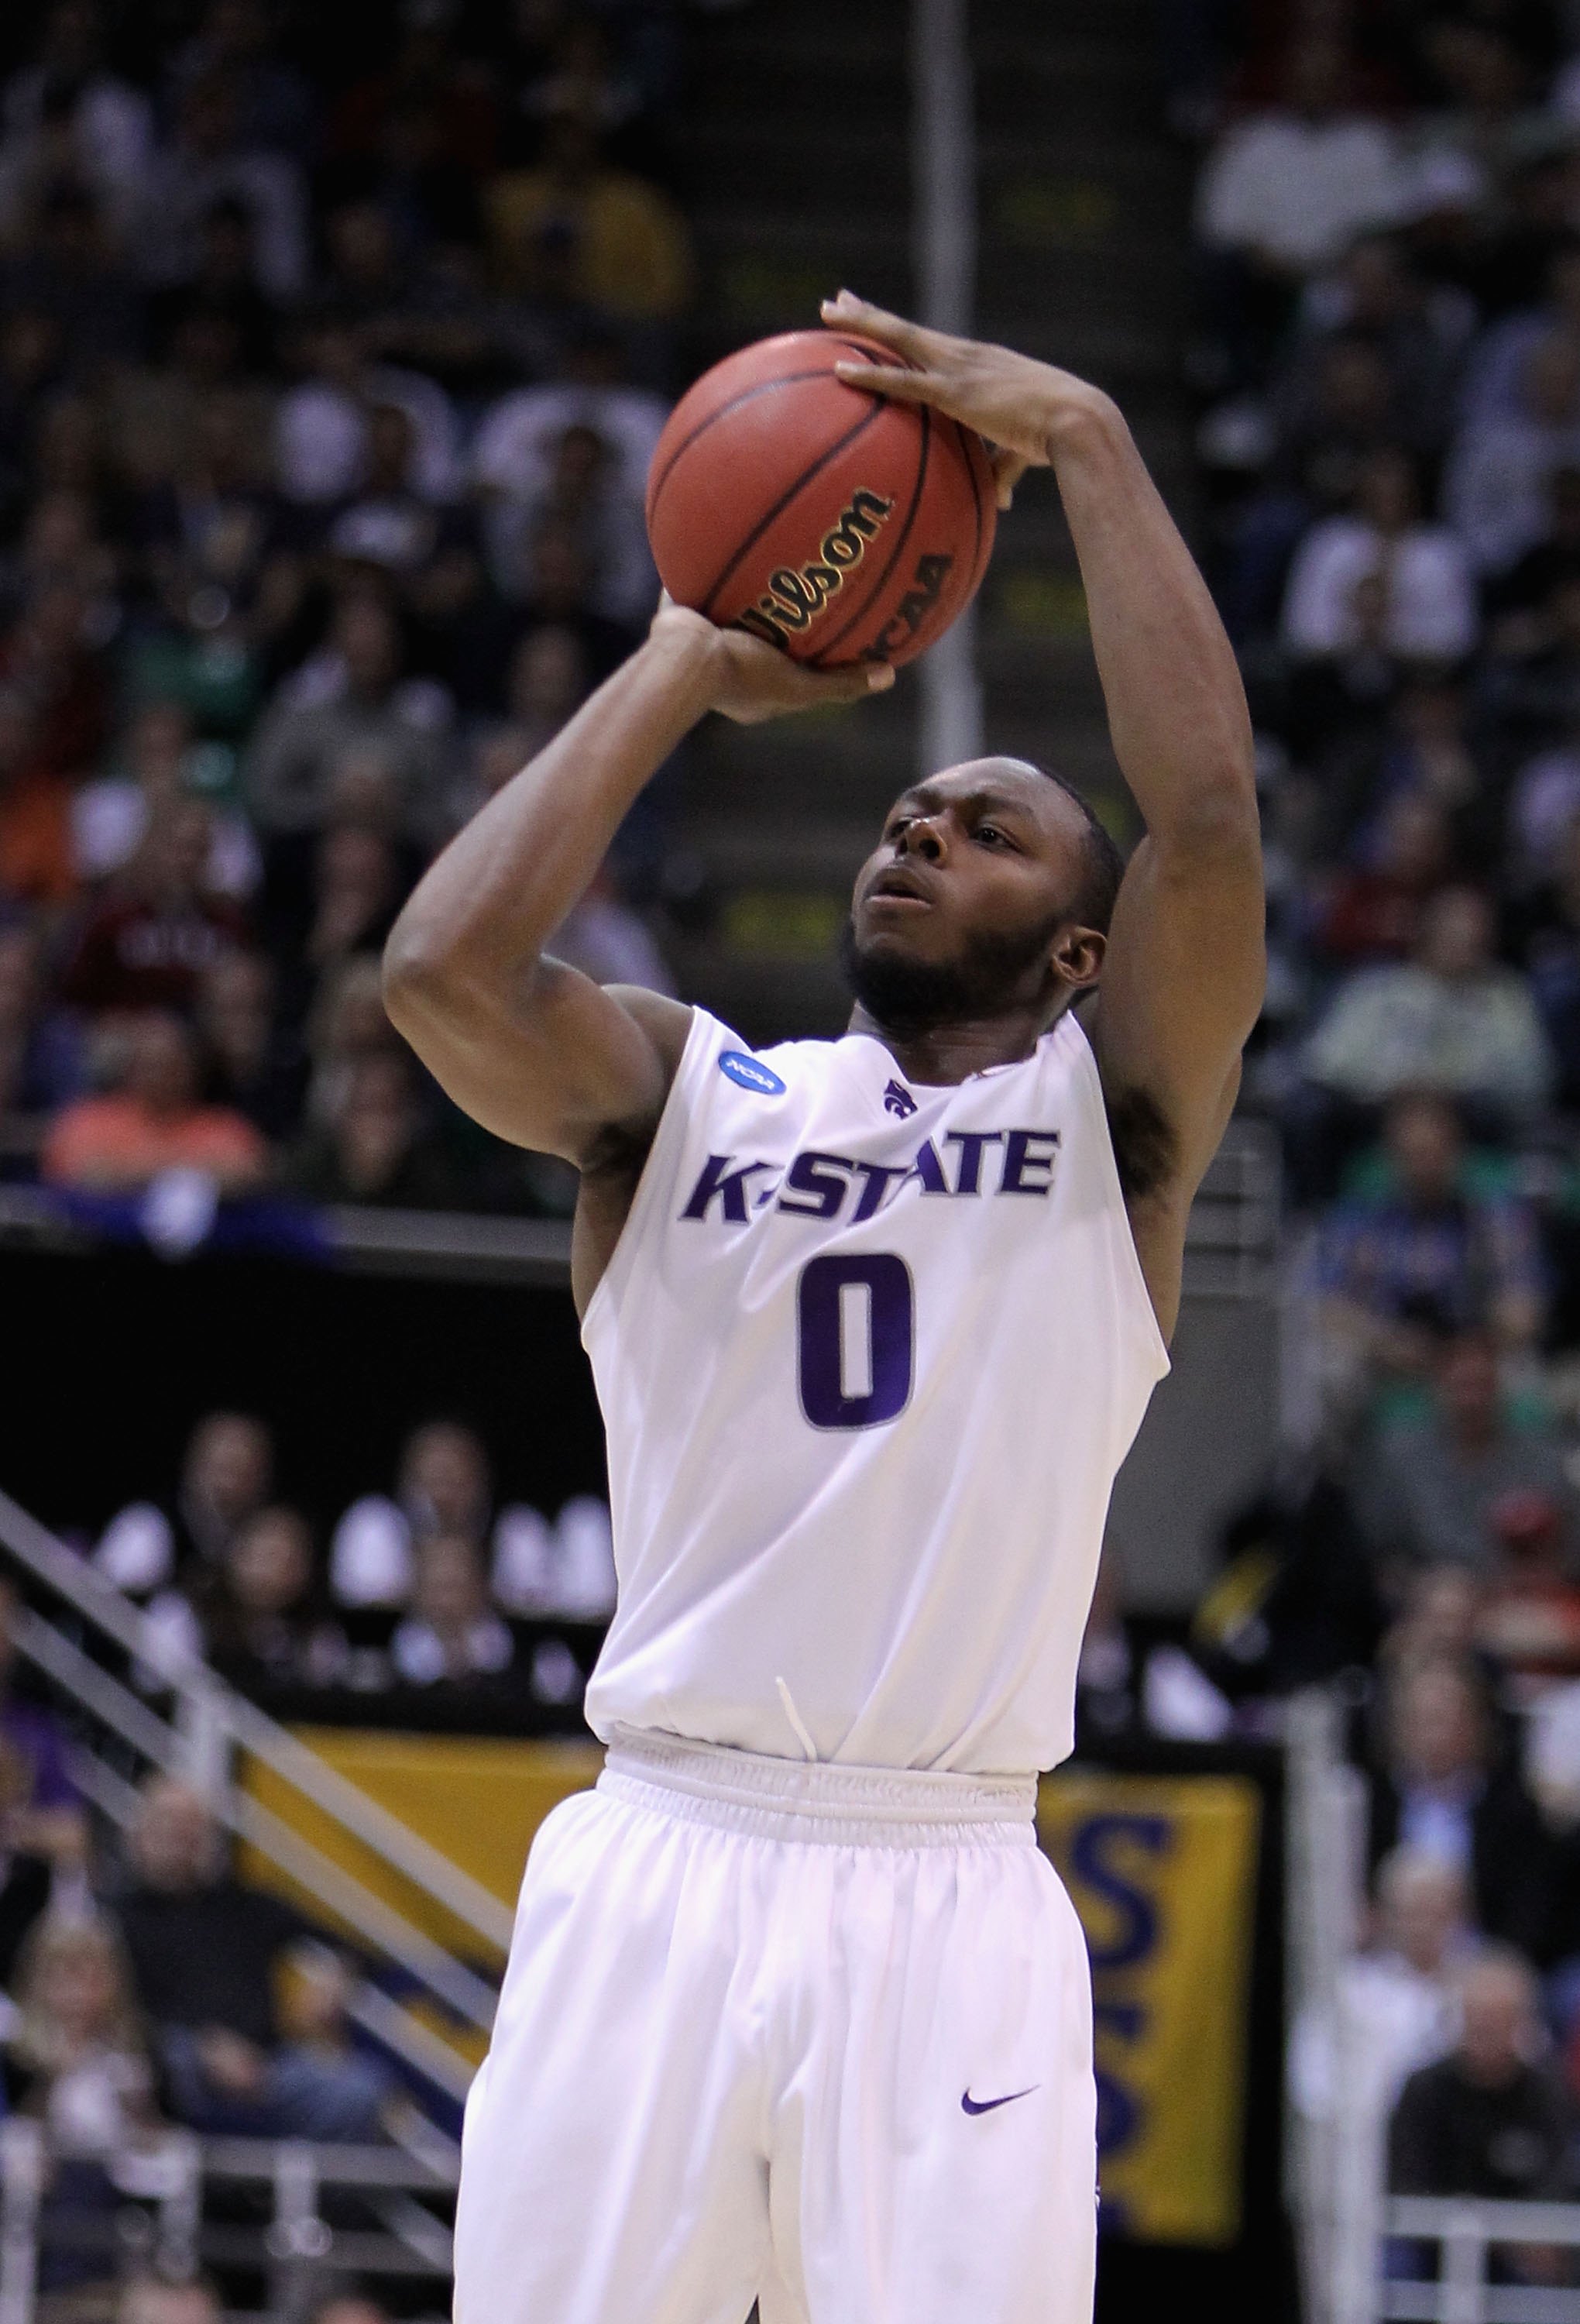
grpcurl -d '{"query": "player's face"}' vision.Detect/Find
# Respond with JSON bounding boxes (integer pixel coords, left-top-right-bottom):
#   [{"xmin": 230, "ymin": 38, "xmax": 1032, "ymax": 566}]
[{"xmin": 844, "ymin": 758, "xmax": 1100, "ymax": 1026}]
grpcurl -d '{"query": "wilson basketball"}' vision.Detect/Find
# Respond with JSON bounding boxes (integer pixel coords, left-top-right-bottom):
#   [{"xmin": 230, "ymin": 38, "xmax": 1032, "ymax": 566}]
[{"xmin": 645, "ymin": 329, "xmax": 997, "ymax": 669}]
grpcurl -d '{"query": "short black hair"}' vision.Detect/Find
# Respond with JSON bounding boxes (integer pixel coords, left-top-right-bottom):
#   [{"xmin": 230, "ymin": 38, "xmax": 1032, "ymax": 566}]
[{"xmin": 1022, "ymin": 760, "xmax": 1126, "ymax": 934}]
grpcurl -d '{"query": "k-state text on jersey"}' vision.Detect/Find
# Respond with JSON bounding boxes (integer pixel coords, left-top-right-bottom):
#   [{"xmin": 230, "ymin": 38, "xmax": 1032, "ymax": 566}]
[{"xmin": 680, "ymin": 1129, "xmax": 1063, "ymax": 1226}]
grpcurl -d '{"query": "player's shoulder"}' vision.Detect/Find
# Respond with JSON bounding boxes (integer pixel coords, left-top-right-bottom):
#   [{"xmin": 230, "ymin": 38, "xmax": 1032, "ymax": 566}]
[
  {"xmin": 603, "ymin": 985, "xmax": 696, "ymax": 1076},
  {"xmin": 653, "ymin": 1010, "xmax": 860, "ymax": 1106}
]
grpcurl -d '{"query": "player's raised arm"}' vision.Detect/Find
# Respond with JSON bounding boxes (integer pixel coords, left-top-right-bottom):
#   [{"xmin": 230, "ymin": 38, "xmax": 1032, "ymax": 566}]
[
  {"xmin": 826, "ymin": 292, "xmax": 1264, "ymax": 1332},
  {"xmin": 382, "ymin": 599, "xmax": 893, "ymax": 1177}
]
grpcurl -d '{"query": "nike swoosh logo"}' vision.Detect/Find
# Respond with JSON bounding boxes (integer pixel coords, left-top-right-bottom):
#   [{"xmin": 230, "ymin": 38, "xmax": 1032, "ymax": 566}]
[{"xmin": 961, "ymin": 2086, "xmax": 1038, "ymax": 2116}]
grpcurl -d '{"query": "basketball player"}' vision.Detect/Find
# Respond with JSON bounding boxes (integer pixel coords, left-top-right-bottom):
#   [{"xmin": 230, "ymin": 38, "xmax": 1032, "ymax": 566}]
[{"xmin": 384, "ymin": 292, "xmax": 1263, "ymax": 2324}]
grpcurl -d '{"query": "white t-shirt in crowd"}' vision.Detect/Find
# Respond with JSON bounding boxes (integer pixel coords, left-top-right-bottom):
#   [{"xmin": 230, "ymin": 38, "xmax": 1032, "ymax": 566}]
[{"xmin": 1196, "ymin": 112, "xmax": 1405, "ymax": 272}]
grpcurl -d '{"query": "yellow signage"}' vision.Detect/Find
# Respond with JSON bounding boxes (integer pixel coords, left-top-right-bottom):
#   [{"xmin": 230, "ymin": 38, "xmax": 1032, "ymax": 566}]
[
  {"xmin": 1037, "ymin": 1771, "xmax": 1262, "ymax": 2246},
  {"xmin": 242, "ymin": 1739, "xmax": 1262, "ymax": 2244}
]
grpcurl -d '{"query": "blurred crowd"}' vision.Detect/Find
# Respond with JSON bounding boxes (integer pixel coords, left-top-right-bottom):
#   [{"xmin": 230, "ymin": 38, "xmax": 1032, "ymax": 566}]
[
  {"xmin": 0, "ymin": 0, "xmax": 692, "ymax": 1219},
  {"xmin": 0, "ymin": 1562, "xmax": 456, "ymax": 2312},
  {"xmin": 1172, "ymin": 0, "xmax": 1580, "ymax": 2253},
  {"xmin": 87, "ymin": 1406, "xmax": 614, "ymax": 1708}
]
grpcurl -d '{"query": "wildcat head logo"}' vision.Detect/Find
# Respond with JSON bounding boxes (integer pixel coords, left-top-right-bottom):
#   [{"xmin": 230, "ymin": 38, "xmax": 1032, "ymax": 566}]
[{"xmin": 884, "ymin": 1080, "xmax": 918, "ymax": 1119}]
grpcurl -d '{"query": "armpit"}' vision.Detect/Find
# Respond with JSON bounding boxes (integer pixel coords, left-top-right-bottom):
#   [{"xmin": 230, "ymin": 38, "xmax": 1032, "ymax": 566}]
[
  {"xmin": 1105, "ymin": 1085, "xmax": 1176, "ymax": 1203},
  {"xmin": 579, "ymin": 1116, "xmax": 657, "ymax": 1185}
]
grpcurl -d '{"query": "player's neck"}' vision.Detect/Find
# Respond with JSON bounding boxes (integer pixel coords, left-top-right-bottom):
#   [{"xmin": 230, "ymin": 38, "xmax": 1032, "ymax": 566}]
[{"xmin": 844, "ymin": 999, "xmax": 1060, "ymax": 1085}]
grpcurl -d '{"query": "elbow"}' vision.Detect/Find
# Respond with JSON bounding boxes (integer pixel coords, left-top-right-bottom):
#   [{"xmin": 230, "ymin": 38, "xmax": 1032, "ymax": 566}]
[{"xmin": 381, "ymin": 915, "xmax": 455, "ymax": 1036}]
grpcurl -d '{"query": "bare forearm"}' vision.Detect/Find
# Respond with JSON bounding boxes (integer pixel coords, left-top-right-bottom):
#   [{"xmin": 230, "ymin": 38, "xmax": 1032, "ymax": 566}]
[
  {"xmin": 386, "ymin": 625, "xmax": 715, "ymax": 992},
  {"xmin": 1048, "ymin": 393, "xmax": 1255, "ymax": 842}
]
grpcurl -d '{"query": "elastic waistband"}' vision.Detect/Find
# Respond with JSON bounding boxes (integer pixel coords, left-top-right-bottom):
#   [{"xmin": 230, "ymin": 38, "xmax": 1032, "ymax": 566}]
[{"xmin": 597, "ymin": 1728, "xmax": 1037, "ymax": 1849}]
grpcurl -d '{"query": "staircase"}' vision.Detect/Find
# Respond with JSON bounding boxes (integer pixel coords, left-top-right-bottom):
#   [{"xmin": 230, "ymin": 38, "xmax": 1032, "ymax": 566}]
[{"xmin": 666, "ymin": 0, "xmax": 1197, "ymax": 1040}]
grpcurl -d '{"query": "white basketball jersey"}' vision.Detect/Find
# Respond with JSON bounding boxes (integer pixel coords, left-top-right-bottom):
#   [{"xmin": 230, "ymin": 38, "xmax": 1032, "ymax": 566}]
[{"xmin": 581, "ymin": 1006, "xmax": 1170, "ymax": 1776}]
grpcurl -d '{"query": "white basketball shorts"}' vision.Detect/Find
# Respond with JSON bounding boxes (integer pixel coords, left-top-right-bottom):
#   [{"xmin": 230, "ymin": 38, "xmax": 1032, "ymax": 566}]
[{"xmin": 453, "ymin": 1728, "xmax": 1097, "ymax": 2324}]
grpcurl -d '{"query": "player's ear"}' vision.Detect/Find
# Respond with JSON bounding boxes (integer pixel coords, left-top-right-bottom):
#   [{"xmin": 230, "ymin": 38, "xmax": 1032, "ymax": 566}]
[{"xmin": 1051, "ymin": 926, "xmax": 1105, "ymax": 989}]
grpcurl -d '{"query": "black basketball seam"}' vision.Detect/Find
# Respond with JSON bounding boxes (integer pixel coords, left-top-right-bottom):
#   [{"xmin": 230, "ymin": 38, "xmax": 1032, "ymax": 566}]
[
  {"xmin": 957, "ymin": 418, "xmax": 985, "ymax": 586},
  {"xmin": 811, "ymin": 402, "xmax": 933, "ymax": 662},
  {"xmin": 698, "ymin": 400, "xmax": 886, "ymax": 617},
  {"xmin": 645, "ymin": 339, "xmax": 891, "ymax": 528}
]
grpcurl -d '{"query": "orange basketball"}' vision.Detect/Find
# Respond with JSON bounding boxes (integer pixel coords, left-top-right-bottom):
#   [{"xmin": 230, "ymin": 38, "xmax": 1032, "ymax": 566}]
[{"xmin": 645, "ymin": 329, "xmax": 997, "ymax": 669}]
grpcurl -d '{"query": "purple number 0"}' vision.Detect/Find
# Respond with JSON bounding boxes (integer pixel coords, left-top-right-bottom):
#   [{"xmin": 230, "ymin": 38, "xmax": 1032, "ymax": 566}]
[{"xmin": 797, "ymin": 1253, "xmax": 914, "ymax": 1430}]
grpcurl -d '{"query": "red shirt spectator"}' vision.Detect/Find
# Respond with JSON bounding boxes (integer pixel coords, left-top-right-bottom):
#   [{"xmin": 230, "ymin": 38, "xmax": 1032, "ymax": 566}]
[
  {"xmin": 1317, "ymin": 794, "xmax": 1452, "ymax": 966},
  {"xmin": 60, "ymin": 800, "xmax": 247, "ymax": 1016}
]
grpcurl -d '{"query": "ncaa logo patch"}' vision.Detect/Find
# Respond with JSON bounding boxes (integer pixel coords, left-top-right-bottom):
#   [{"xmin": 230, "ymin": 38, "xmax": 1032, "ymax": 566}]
[{"xmin": 719, "ymin": 1050, "xmax": 785, "ymax": 1097}]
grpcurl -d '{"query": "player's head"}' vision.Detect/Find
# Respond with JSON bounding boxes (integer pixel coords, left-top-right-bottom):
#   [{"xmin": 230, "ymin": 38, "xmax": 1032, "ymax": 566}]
[{"xmin": 843, "ymin": 757, "xmax": 1124, "ymax": 1033}]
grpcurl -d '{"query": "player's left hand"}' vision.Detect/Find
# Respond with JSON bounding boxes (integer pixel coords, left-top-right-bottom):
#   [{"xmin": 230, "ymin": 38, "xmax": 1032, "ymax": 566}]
[
  {"xmin": 820, "ymin": 289, "xmax": 1106, "ymax": 511},
  {"xmin": 649, "ymin": 593, "xmax": 895, "ymax": 724}
]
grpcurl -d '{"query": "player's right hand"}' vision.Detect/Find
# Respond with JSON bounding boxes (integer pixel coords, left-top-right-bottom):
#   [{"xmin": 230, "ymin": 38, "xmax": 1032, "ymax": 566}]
[{"xmin": 649, "ymin": 594, "xmax": 895, "ymax": 726}]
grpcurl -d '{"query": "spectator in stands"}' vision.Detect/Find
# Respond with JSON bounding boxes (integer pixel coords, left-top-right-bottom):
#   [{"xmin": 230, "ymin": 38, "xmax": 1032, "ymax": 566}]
[
  {"xmin": 1477, "ymin": 1491, "xmax": 1580, "ymax": 1681},
  {"xmin": 1447, "ymin": 330, "xmax": 1580, "ymax": 576},
  {"xmin": 0, "ymin": 916, "xmax": 84, "ymax": 1152},
  {"xmin": 0, "ymin": 3, "xmax": 153, "ymax": 242},
  {"xmin": 115, "ymin": 1775, "xmax": 384, "ymax": 2140},
  {"xmin": 482, "ymin": 419, "xmax": 655, "ymax": 629},
  {"xmin": 1281, "ymin": 448, "xmax": 1478, "ymax": 664},
  {"xmin": 1389, "ymin": 1948, "xmax": 1574, "ymax": 2205},
  {"xmin": 197, "ymin": 947, "xmax": 305, "ymax": 1141},
  {"xmin": 1358, "ymin": 1332, "xmax": 1576, "ymax": 1573},
  {"xmin": 390, "ymin": 1533, "xmax": 514, "ymax": 1688},
  {"xmin": 272, "ymin": 1940, "xmax": 394, "ymax": 2139},
  {"xmin": 59, "ymin": 797, "xmax": 249, "ymax": 1018},
  {"xmin": 301, "ymin": 953, "xmax": 397, "ymax": 1135},
  {"xmin": 41, "ymin": 1009, "xmax": 267, "ymax": 1194},
  {"xmin": 0, "ymin": 180, "xmax": 145, "ymax": 383},
  {"xmin": 70, "ymin": 699, "xmax": 258, "ymax": 903},
  {"xmin": 1292, "ymin": 1847, "xmax": 1466, "ymax": 2134},
  {"xmin": 551, "ymin": 864, "xmax": 675, "ymax": 993},
  {"xmin": 327, "ymin": 1418, "xmax": 601, "ymax": 1618},
  {"xmin": 1317, "ymin": 1093, "xmax": 1545, "ymax": 1406},
  {"xmin": 183, "ymin": 1505, "xmax": 349, "ymax": 1695},
  {"xmin": 1279, "ymin": 231, "xmax": 1475, "ymax": 465},
  {"xmin": 272, "ymin": 314, "xmax": 461, "ymax": 508},
  {"xmin": 1317, "ymin": 793, "xmax": 1454, "ymax": 968},
  {"xmin": 95, "ymin": 1408, "xmax": 272, "ymax": 1601},
  {"xmin": 5, "ymin": 1912, "xmax": 161, "ymax": 2299},
  {"xmin": 282, "ymin": 1049, "xmax": 460, "ymax": 1208},
  {"xmin": 507, "ymin": 624, "xmax": 591, "ymax": 755},
  {"xmin": 132, "ymin": 69, "xmax": 307, "ymax": 304},
  {"xmin": 1367, "ymin": 1658, "xmax": 1552, "ymax": 1956},
  {"xmin": 496, "ymin": 1494, "xmax": 617, "ymax": 1622},
  {"xmin": 1196, "ymin": 39, "xmax": 1406, "ymax": 384},
  {"xmin": 1382, "ymin": 1565, "xmax": 1486, "ymax": 1681},
  {"xmin": 472, "ymin": 326, "xmax": 668, "ymax": 528},
  {"xmin": 5, "ymin": 1915, "xmax": 160, "ymax": 2154},
  {"xmin": 330, "ymin": 1418, "xmax": 490, "ymax": 1607},
  {"xmin": 1503, "ymin": 812, "xmax": 1580, "ymax": 1116},
  {"xmin": 485, "ymin": 98, "xmax": 694, "ymax": 342},
  {"xmin": 321, "ymin": 399, "xmax": 440, "ymax": 577},
  {"xmin": 245, "ymin": 591, "xmax": 452, "ymax": 844},
  {"xmin": 300, "ymin": 823, "xmax": 407, "ymax": 992},
  {"xmin": 1304, "ymin": 885, "xmax": 1554, "ymax": 1125}
]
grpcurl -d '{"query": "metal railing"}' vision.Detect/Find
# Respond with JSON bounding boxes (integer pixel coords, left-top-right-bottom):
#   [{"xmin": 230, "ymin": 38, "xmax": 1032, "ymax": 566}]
[
  {"xmin": 1285, "ymin": 1685, "xmax": 1372, "ymax": 2324},
  {"xmin": 0, "ymin": 1487, "xmax": 518, "ymax": 2106},
  {"xmin": 0, "ymin": 2126, "xmax": 458, "ymax": 2324},
  {"xmin": 1182, "ymin": 1117, "xmax": 1283, "ymax": 1301},
  {"xmin": 1381, "ymin": 2198, "xmax": 1580, "ymax": 2324}
]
